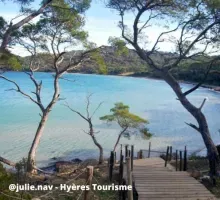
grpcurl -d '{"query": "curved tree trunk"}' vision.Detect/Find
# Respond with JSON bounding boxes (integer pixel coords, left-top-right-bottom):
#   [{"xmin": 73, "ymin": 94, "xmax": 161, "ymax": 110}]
[
  {"xmin": 113, "ymin": 134, "xmax": 122, "ymax": 152},
  {"xmin": 89, "ymin": 122, "xmax": 104, "ymax": 164},
  {"xmin": 0, "ymin": 29, "xmax": 12, "ymax": 50},
  {"xmin": 27, "ymin": 75, "xmax": 60, "ymax": 174},
  {"xmin": 161, "ymin": 70, "xmax": 219, "ymax": 175},
  {"xmin": 27, "ymin": 112, "xmax": 49, "ymax": 173},
  {"xmin": 91, "ymin": 135, "xmax": 104, "ymax": 164},
  {"xmin": 113, "ymin": 127, "xmax": 128, "ymax": 152}
]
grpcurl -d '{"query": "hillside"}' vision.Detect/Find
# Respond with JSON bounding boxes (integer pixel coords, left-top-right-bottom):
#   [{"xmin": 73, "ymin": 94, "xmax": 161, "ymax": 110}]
[{"xmin": 1, "ymin": 46, "xmax": 220, "ymax": 86}]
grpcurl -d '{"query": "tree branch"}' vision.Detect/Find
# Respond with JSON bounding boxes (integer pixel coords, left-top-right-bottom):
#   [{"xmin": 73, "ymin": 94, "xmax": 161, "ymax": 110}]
[
  {"xmin": 183, "ymin": 58, "xmax": 220, "ymax": 96},
  {"xmin": 199, "ymin": 98, "xmax": 207, "ymax": 110},
  {"xmin": 185, "ymin": 122, "xmax": 200, "ymax": 132},
  {"xmin": 0, "ymin": 156, "xmax": 16, "ymax": 167},
  {"xmin": 64, "ymin": 102, "xmax": 89, "ymax": 122},
  {"xmin": 0, "ymin": 75, "xmax": 45, "ymax": 112}
]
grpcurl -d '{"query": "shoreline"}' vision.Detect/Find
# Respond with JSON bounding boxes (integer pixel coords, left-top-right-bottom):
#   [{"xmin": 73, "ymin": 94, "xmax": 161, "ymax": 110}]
[
  {"xmin": 118, "ymin": 72, "xmax": 220, "ymax": 92},
  {"xmin": 3, "ymin": 70, "xmax": 220, "ymax": 92}
]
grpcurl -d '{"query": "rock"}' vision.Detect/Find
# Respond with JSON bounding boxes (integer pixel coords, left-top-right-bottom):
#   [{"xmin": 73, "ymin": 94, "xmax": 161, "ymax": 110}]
[
  {"xmin": 72, "ymin": 158, "xmax": 82, "ymax": 163},
  {"xmin": 51, "ymin": 157, "xmax": 57, "ymax": 160},
  {"xmin": 214, "ymin": 87, "xmax": 220, "ymax": 92},
  {"xmin": 201, "ymin": 175, "xmax": 210, "ymax": 181},
  {"xmin": 55, "ymin": 161, "xmax": 78, "ymax": 173},
  {"xmin": 190, "ymin": 170, "xmax": 202, "ymax": 179}
]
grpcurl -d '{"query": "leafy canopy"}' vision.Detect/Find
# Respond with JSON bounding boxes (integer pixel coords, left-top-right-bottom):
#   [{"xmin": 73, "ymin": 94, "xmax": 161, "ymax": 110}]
[
  {"xmin": 17, "ymin": 7, "xmax": 88, "ymax": 56},
  {"xmin": 108, "ymin": 36, "xmax": 129, "ymax": 56},
  {"xmin": 100, "ymin": 102, "xmax": 148, "ymax": 129},
  {"xmin": 91, "ymin": 50, "xmax": 108, "ymax": 75},
  {"xmin": 7, "ymin": 56, "xmax": 22, "ymax": 70},
  {"xmin": 0, "ymin": 0, "xmax": 91, "ymax": 49}
]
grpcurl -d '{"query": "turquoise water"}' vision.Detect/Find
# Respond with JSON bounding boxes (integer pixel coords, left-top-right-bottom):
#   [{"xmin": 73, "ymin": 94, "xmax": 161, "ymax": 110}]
[{"xmin": 0, "ymin": 72, "xmax": 220, "ymax": 167}]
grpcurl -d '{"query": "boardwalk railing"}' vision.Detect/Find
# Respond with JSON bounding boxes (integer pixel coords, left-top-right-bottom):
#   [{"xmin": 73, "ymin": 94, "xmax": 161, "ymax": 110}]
[
  {"xmin": 118, "ymin": 145, "xmax": 137, "ymax": 200},
  {"xmin": 138, "ymin": 143, "xmax": 188, "ymax": 172}
]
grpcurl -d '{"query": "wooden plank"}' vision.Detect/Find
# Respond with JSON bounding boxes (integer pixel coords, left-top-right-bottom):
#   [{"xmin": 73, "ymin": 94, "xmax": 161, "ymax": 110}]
[
  {"xmin": 136, "ymin": 191, "xmax": 212, "ymax": 195},
  {"xmin": 127, "ymin": 157, "xmax": 215, "ymax": 200},
  {"xmin": 138, "ymin": 196, "xmax": 216, "ymax": 200},
  {"xmin": 137, "ymin": 194, "xmax": 214, "ymax": 198}
]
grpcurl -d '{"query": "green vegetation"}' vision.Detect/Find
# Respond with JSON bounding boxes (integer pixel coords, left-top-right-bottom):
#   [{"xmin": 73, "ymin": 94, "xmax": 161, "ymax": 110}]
[
  {"xmin": 3, "ymin": 47, "xmax": 220, "ymax": 87},
  {"xmin": 7, "ymin": 56, "xmax": 22, "ymax": 71},
  {"xmin": 100, "ymin": 102, "xmax": 151, "ymax": 151},
  {"xmin": 0, "ymin": 51, "xmax": 22, "ymax": 71},
  {"xmin": 108, "ymin": 37, "xmax": 129, "ymax": 56},
  {"xmin": 91, "ymin": 50, "xmax": 108, "ymax": 75},
  {"xmin": 0, "ymin": 163, "xmax": 32, "ymax": 200}
]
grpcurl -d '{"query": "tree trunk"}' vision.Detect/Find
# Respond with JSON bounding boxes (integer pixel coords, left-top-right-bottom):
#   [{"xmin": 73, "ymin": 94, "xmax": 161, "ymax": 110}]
[
  {"xmin": 89, "ymin": 122, "xmax": 104, "ymax": 164},
  {"xmin": 27, "ymin": 112, "xmax": 49, "ymax": 173},
  {"xmin": 113, "ymin": 134, "xmax": 122, "ymax": 152},
  {"xmin": 91, "ymin": 135, "xmax": 104, "ymax": 164},
  {"xmin": 27, "ymin": 74, "xmax": 59, "ymax": 173},
  {"xmin": 0, "ymin": 0, "xmax": 52, "ymax": 51},
  {"xmin": 113, "ymin": 128, "xmax": 127, "ymax": 152},
  {"xmin": 0, "ymin": 29, "xmax": 12, "ymax": 50},
  {"xmin": 0, "ymin": 156, "xmax": 16, "ymax": 167},
  {"xmin": 161, "ymin": 70, "xmax": 219, "ymax": 174}
]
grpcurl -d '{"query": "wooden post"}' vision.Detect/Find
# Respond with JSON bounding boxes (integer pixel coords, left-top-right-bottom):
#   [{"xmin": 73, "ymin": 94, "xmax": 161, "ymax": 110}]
[
  {"xmin": 165, "ymin": 146, "xmax": 170, "ymax": 167},
  {"xmin": 183, "ymin": 146, "xmax": 187, "ymax": 171},
  {"xmin": 126, "ymin": 157, "xmax": 133, "ymax": 200},
  {"xmin": 128, "ymin": 150, "xmax": 131, "ymax": 157},
  {"xmin": 179, "ymin": 151, "xmax": 182, "ymax": 171},
  {"xmin": 125, "ymin": 145, "xmax": 128, "ymax": 157},
  {"xmin": 122, "ymin": 179, "xmax": 126, "ymax": 200},
  {"xmin": 109, "ymin": 151, "xmax": 114, "ymax": 181},
  {"xmin": 140, "ymin": 150, "xmax": 143, "ymax": 159},
  {"xmin": 148, "ymin": 142, "xmax": 151, "ymax": 158},
  {"xmin": 84, "ymin": 166, "xmax": 93, "ymax": 200},
  {"xmin": 131, "ymin": 145, "xmax": 134, "ymax": 171},
  {"xmin": 213, "ymin": 159, "xmax": 216, "ymax": 186},
  {"xmin": 114, "ymin": 151, "xmax": 117, "ymax": 165},
  {"xmin": 119, "ymin": 155, "xmax": 124, "ymax": 184},
  {"xmin": 169, "ymin": 146, "xmax": 172, "ymax": 161},
  {"xmin": 120, "ymin": 144, "xmax": 123, "ymax": 158},
  {"xmin": 176, "ymin": 150, "xmax": 178, "ymax": 171}
]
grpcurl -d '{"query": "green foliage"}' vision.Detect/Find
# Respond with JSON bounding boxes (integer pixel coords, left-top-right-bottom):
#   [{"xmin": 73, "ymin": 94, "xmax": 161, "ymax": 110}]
[
  {"xmin": 100, "ymin": 103, "xmax": 150, "ymax": 149},
  {"xmin": 0, "ymin": 163, "xmax": 32, "ymax": 200},
  {"xmin": 7, "ymin": 56, "xmax": 22, "ymax": 71},
  {"xmin": 36, "ymin": 8, "xmax": 88, "ymax": 46},
  {"xmin": 17, "ymin": 4, "xmax": 89, "ymax": 59},
  {"xmin": 108, "ymin": 36, "xmax": 128, "ymax": 56},
  {"xmin": 0, "ymin": 163, "xmax": 14, "ymax": 191},
  {"xmin": 91, "ymin": 50, "xmax": 108, "ymax": 74},
  {"xmin": 140, "ymin": 127, "xmax": 153, "ymax": 140},
  {"xmin": 0, "ymin": 16, "xmax": 6, "ymax": 39},
  {"xmin": 188, "ymin": 154, "xmax": 207, "ymax": 160},
  {"xmin": 0, "ymin": 0, "xmax": 92, "ymax": 49},
  {"xmin": 51, "ymin": 0, "xmax": 91, "ymax": 14},
  {"xmin": 100, "ymin": 102, "xmax": 148, "ymax": 129}
]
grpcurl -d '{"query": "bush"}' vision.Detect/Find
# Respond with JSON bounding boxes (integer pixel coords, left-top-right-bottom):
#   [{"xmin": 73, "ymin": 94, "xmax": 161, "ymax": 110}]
[
  {"xmin": 0, "ymin": 162, "xmax": 32, "ymax": 200},
  {"xmin": 7, "ymin": 56, "xmax": 22, "ymax": 71}
]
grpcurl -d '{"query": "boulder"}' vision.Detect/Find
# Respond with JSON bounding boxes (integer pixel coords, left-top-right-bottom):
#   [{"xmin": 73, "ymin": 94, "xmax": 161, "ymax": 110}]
[
  {"xmin": 190, "ymin": 170, "xmax": 202, "ymax": 179},
  {"xmin": 214, "ymin": 87, "xmax": 220, "ymax": 92},
  {"xmin": 55, "ymin": 161, "xmax": 77, "ymax": 173},
  {"xmin": 72, "ymin": 158, "xmax": 82, "ymax": 163}
]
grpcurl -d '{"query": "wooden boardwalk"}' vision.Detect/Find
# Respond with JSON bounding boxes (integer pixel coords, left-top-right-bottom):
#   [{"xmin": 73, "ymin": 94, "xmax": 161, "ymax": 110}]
[{"xmin": 125, "ymin": 157, "xmax": 216, "ymax": 200}]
